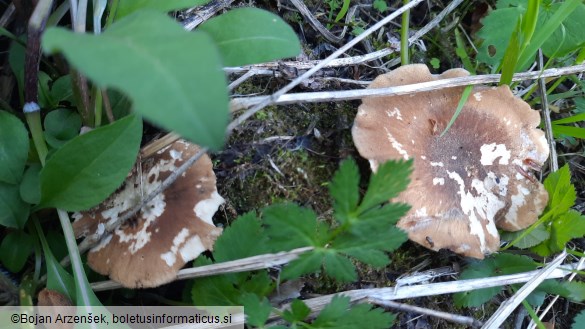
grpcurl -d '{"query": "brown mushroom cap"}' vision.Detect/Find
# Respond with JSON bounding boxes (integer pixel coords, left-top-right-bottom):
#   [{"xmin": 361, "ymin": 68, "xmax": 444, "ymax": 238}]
[
  {"xmin": 73, "ymin": 140, "xmax": 224, "ymax": 288},
  {"xmin": 352, "ymin": 64, "xmax": 549, "ymax": 259}
]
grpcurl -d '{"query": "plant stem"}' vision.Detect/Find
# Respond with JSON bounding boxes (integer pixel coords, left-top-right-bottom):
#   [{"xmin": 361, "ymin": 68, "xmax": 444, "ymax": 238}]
[
  {"xmin": 400, "ymin": 0, "xmax": 410, "ymax": 65},
  {"xmin": 25, "ymin": 110, "xmax": 48, "ymax": 165}
]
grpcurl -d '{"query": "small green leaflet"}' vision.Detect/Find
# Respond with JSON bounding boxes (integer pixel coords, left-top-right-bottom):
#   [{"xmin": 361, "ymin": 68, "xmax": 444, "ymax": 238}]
[
  {"xmin": 198, "ymin": 8, "xmax": 301, "ymax": 67},
  {"xmin": 311, "ymin": 296, "xmax": 395, "ymax": 329},
  {"xmin": 43, "ymin": 109, "xmax": 82, "ymax": 148},
  {"xmin": 0, "ymin": 111, "xmax": 29, "ymax": 184},
  {"xmin": 241, "ymin": 293, "xmax": 272, "ymax": 328}
]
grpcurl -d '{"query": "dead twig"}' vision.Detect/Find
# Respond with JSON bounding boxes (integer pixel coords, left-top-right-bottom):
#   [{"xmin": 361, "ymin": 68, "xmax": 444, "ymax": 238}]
[{"xmin": 181, "ymin": 0, "xmax": 236, "ymax": 30}]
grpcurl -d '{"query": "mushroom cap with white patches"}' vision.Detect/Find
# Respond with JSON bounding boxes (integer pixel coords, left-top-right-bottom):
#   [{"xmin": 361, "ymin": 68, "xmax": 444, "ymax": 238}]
[
  {"xmin": 352, "ymin": 64, "xmax": 549, "ymax": 259},
  {"xmin": 72, "ymin": 140, "xmax": 223, "ymax": 288}
]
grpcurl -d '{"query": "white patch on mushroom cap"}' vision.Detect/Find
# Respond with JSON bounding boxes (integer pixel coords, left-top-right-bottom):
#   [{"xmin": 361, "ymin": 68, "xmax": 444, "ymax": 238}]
[
  {"xmin": 194, "ymin": 191, "xmax": 225, "ymax": 225},
  {"xmin": 473, "ymin": 92, "xmax": 482, "ymax": 101},
  {"xmin": 447, "ymin": 170, "xmax": 502, "ymax": 253},
  {"xmin": 169, "ymin": 149, "xmax": 183, "ymax": 160},
  {"xmin": 160, "ymin": 228, "xmax": 190, "ymax": 267},
  {"xmin": 115, "ymin": 193, "xmax": 165, "ymax": 254},
  {"xmin": 179, "ymin": 235, "xmax": 205, "ymax": 263},
  {"xmin": 480, "ymin": 143, "xmax": 511, "ymax": 165},
  {"xmin": 430, "ymin": 162, "xmax": 444, "ymax": 167},
  {"xmin": 432, "ymin": 178, "xmax": 445, "ymax": 185},
  {"xmin": 386, "ymin": 107, "xmax": 403, "ymax": 120},
  {"xmin": 91, "ymin": 234, "xmax": 113, "ymax": 253},
  {"xmin": 383, "ymin": 127, "xmax": 409, "ymax": 160}
]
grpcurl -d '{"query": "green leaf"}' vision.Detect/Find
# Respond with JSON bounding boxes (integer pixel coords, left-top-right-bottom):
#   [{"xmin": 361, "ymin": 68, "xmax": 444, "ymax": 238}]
[
  {"xmin": 440, "ymin": 85, "xmax": 473, "ymax": 134},
  {"xmin": 198, "ymin": 8, "xmax": 301, "ymax": 66},
  {"xmin": 454, "ymin": 254, "xmax": 537, "ymax": 308},
  {"xmin": 44, "ymin": 109, "xmax": 82, "ymax": 148},
  {"xmin": 543, "ymin": 164, "xmax": 575, "ymax": 217},
  {"xmin": 281, "ymin": 252, "xmax": 323, "ymax": 280},
  {"xmin": 49, "ymin": 75, "xmax": 73, "ymax": 106},
  {"xmin": 38, "ymin": 114, "xmax": 142, "ymax": 211},
  {"xmin": 114, "ymin": 0, "xmax": 210, "ymax": 20},
  {"xmin": 313, "ymin": 296, "xmax": 395, "ymax": 329},
  {"xmin": 552, "ymin": 124, "xmax": 585, "ymax": 139},
  {"xmin": 0, "ymin": 111, "xmax": 29, "ymax": 184},
  {"xmin": 358, "ymin": 160, "xmax": 412, "ymax": 213},
  {"xmin": 541, "ymin": 3, "xmax": 585, "ymax": 57},
  {"xmin": 19, "ymin": 164, "xmax": 42, "ymax": 205},
  {"xmin": 551, "ymin": 209, "xmax": 585, "ymax": 251},
  {"xmin": 263, "ymin": 203, "xmax": 325, "ymax": 250},
  {"xmin": 0, "ymin": 182, "xmax": 30, "ymax": 228},
  {"xmin": 573, "ymin": 309, "xmax": 585, "ymax": 329},
  {"xmin": 192, "ymin": 258, "xmax": 241, "ymax": 306},
  {"xmin": 500, "ymin": 225, "xmax": 549, "ymax": 249},
  {"xmin": 43, "ymin": 11, "xmax": 228, "ymax": 150},
  {"xmin": 323, "ymin": 252, "xmax": 356, "ymax": 282},
  {"xmin": 329, "ymin": 159, "xmax": 360, "ymax": 224},
  {"xmin": 0, "ymin": 231, "xmax": 33, "ymax": 272},
  {"xmin": 213, "ymin": 212, "xmax": 269, "ymax": 262},
  {"xmin": 477, "ymin": 5, "xmax": 524, "ymax": 67},
  {"xmin": 282, "ymin": 299, "xmax": 311, "ymax": 323},
  {"xmin": 241, "ymin": 293, "xmax": 272, "ymax": 328}
]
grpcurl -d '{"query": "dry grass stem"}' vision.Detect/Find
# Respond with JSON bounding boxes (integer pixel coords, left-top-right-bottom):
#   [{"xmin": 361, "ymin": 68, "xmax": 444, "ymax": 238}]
[
  {"xmin": 182, "ymin": 0, "xmax": 236, "ymax": 30},
  {"xmin": 230, "ymin": 64, "xmax": 585, "ymax": 111}
]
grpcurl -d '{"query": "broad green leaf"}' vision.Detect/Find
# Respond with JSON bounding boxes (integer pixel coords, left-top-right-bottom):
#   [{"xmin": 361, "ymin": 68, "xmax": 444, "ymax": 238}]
[
  {"xmin": 552, "ymin": 125, "xmax": 585, "ymax": 139},
  {"xmin": 542, "ymin": 3, "xmax": 585, "ymax": 57},
  {"xmin": 323, "ymin": 252, "xmax": 356, "ymax": 282},
  {"xmin": 358, "ymin": 160, "xmax": 412, "ymax": 213},
  {"xmin": 198, "ymin": 8, "xmax": 301, "ymax": 66},
  {"xmin": 281, "ymin": 252, "xmax": 323, "ymax": 280},
  {"xmin": 0, "ymin": 231, "xmax": 33, "ymax": 272},
  {"xmin": 114, "ymin": 0, "xmax": 210, "ymax": 20},
  {"xmin": 38, "ymin": 114, "xmax": 142, "ymax": 211},
  {"xmin": 241, "ymin": 293, "xmax": 272, "ymax": 327},
  {"xmin": 213, "ymin": 212, "xmax": 269, "ymax": 262},
  {"xmin": 454, "ymin": 254, "xmax": 537, "ymax": 308},
  {"xmin": 329, "ymin": 159, "xmax": 360, "ymax": 224},
  {"xmin": 49, "ymin": 75, "xmax": 74, "ymax": 106},
  {"xmin": 263, "ymin": 203, "xmax": 325, "ymax": 250},
  {"xmin": 0, "ymin": 111, "xmax": 29, "ymax": 184},
  {"xmin": 500, "ymin": 225, "xmax": 549, "ymax": 249},
  {"xmin": 0, "ymin": 182, "xmax": 30, "ymax": 228},
  {"xmin": 543, "ymin": 164, "xmax": 575, "ymax": 217},
  {"xmin": 43, "ymin": 11, "xmax": 228, "ymax": 150},
  {"xmin": 477, "ymin": 5, "xmax": 524, "ymax": 67},
  {"xmin": 551, "ymin": 210, "xmax": 585, "ymax": 251},
  {"xmin": 20, "ymin": 164, "xmax": 41, "ymax": 205},
  {"xmin": 43, "ymin": 109, "xmax": 82, "ymax": 148},
  {"xmin": 573, "ymin": 310, "xmax": 585, "ymax": 329},
  {"xmin": 313, "ymin": 296, "xmax": 395, "ymax": 329}
]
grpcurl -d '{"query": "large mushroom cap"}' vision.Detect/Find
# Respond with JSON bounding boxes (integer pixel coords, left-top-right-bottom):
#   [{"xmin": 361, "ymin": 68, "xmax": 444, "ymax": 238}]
[
  {"xmin": 73, "ymin": 140, "xmax": 224, "ymax": 288},
  {"xmin": 352, "ymin": 64, "xmax": 549, "ymax": 259}
]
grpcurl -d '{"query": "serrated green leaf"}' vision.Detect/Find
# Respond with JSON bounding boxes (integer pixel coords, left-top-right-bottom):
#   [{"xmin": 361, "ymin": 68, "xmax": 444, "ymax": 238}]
[
  {"xmin": 544, "ymin": 164, "xmax": 575, "ymax": 217},
  {"xmin": 500, "ymin": 225, "xmax": 549, "ymax": 249},
  {"xmin": 0, "ymin": 182, "xmax": 30, "ymax": 228},
  {"xmin": 44, "ymin": 109, "xmax": 81, "ymax": 148},
  {"xmin": 313, "ymin": 296, "xmax": 394, "ymax": 329},
  {"xmin": 573, "ymin": 310, "xmax": 585, "ymax": 329},
  {"xmin": 192, "ymin": 258, "xmax": 241, "ymax": 306},
  {"xmin": 323, "ymin": 252, "xmax": 356, "ymax": 282},
  {"xmin": 477, "ymin": 6, "xmax": 524, "ymax": 67},
  {"xmin": 42, "ymin": 11, "xmax": 228, "ymax": 150},
  {"xmin": 0, "ymin": 231, "xmax": 33, "ymax": 272},
  {"xmin": 551, "ymin": 209, "xmax": 585, "ymax": 251},
  {"xmin": 114, "ymin": 0, "xmax": 210, "ymax": 20},
  {"xmin": 283, "ymin": 299, "xmax": 311, "ymax": 323},
  {"xmin": 0, "ymin": 111, "xmax": 29, "ymax": 184},
  {"xmin": 263, "ymin": 203, "xmax": 325, "ymax": 250},
  {"xmin": 454, "ymin": 254, "xmax": 537, "ymax": 308},
  {"xmin": 241, "ymin": 293, "xmax": 272, "ymax": 327},
  {"xmin": 281, "ymin": 252, "xmax": 323, "ymax": 280},
  {"xmin": 238, "ymin": 271, "xmax": 273, "ymax": 297},
  {"xmin": 213, "ymin": 212, "xmax": 269, "ymax": 262},
  {"xmin": 349, "ymin": 204, "xmax": 410, "ymax": 236},
  {"xmin": 358, "ymin": 160, "xmax": 411, "ymax": 213},
  {"xmin": 198, "ymin": 8, "xmax": 300, "ymax": 67},
  {"xmin": 38, "ymin": 114, "xmax": 142, "ymax": 211},
  {"xmin": 561, "ymin": 281, "xmax": 585, "ymax": 302},
  {"xmin": 329, "ymin": 159, "xmax": 360, "ymax": 224},
  {"xmin": 19, "ymin": 164, "xmax": 41, "ymax": 205},
  {"xmin": 341, "ymin": 248, "xmax": 389, "ymax": 268}
]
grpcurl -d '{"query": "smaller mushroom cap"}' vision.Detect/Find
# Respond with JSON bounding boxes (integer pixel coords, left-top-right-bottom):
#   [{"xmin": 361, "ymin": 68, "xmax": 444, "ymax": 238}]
[
  {"xmin": 73, "ymin": 140, "xmax": 224, "ymax": 288},
  {"xmin": 352, "ymin": 64, "xmax": 549, "ymax": 258}
]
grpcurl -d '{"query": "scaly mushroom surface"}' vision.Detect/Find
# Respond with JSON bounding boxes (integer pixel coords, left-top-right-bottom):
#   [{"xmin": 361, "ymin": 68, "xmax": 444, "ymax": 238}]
[
  {"xmin": 352, "ymin": 64, "xmax": 549, "ymax": 259},
  {"xmin": 73, "ymin": 140, "xmax": 224, "ymax": 288}
]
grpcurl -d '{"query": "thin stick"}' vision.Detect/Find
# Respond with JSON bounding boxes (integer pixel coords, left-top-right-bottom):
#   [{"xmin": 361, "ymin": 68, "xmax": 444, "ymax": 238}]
[
  {"xmin": 481, "ymin": 251, "xmax": 567, "ymax": 329},
  {"xmin": 230, "ymin": 64, "xmax": 585, "ymax": 111},
  {"xmin": 226, "ymin": 0, "xmax": 426, "ymax": 134},
  {"xmin": 90, "ymin": 247, "xmax": 313, "ymax": 291},
  {"xmin": 537, "ymin": 49, "xmax": 559, "ymax": 172},
  {"xmin": 369, "ymin": 298, "xmax": 483, "ymax": 328}
]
